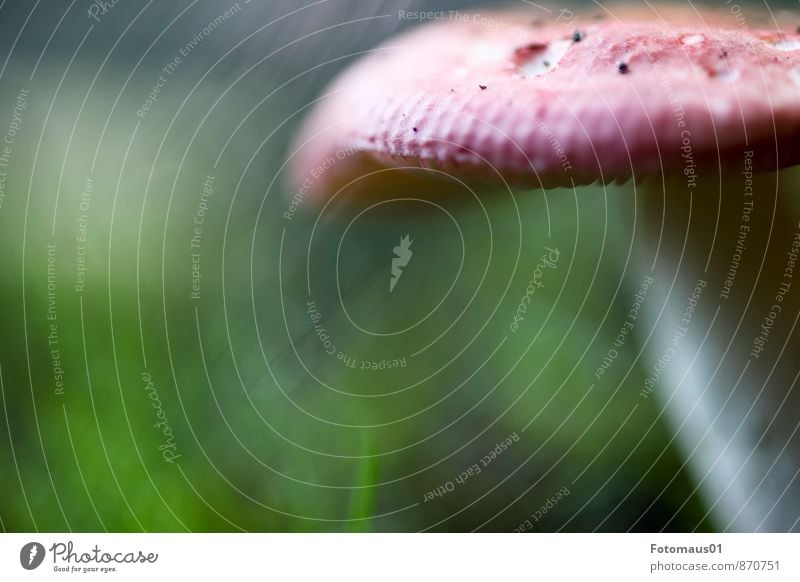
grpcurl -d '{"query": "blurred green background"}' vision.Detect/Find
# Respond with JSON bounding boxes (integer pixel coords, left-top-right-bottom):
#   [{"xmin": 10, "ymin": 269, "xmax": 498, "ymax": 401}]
[{"xmin": 4, "ymin": 0, "xmax": 792, "ymax": 532}]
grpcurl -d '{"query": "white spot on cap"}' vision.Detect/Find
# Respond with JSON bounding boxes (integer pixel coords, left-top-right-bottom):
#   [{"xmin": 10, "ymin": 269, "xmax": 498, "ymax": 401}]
[
  {"xmin": 682, "ymin": 34, "xmax": 704, "ymax": 46},
  {"xmin": 520, "ymin": 40, "xmax": 571, "ymax": 77},
  {"xmin": 773, "ymin": 38, "xmax": 800, "ymax": 51},
  {"xmin": 793, "ymin": 67, "xmax": 800, "ymax": 86}
]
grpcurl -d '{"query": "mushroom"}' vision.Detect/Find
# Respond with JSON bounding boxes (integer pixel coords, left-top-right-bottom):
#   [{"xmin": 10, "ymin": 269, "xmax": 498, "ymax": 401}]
[{"xmin": 288, "ymin": 5, "xmax": 800, "ymax": 530}]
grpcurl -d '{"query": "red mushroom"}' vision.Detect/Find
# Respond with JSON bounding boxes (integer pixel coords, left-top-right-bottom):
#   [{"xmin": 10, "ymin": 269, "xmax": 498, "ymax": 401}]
[
  {"xmin": 290, "ymin": 5, "xmax": 800, "ymax": 197},
  {"xmin": 289, "ymin": 5, "xmax": 800, "ymax": 531}
]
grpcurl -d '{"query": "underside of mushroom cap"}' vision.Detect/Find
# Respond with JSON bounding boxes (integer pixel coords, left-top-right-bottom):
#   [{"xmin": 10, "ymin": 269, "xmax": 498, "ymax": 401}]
[{"xmin": 289, "ymin": 4, "xmax": 800, "ymax": 201}]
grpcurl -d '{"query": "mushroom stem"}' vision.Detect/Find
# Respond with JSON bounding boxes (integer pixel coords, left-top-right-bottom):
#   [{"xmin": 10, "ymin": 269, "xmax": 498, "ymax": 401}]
[{"xmin": 633, "ymin": 163, "xmax": 800, "ymax": 531}]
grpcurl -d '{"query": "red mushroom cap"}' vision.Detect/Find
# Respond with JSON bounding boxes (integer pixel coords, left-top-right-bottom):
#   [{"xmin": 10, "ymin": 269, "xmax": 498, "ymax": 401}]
[{"xmin": 289, "ymin": 6, "xmax": 800, "ymax": 201}]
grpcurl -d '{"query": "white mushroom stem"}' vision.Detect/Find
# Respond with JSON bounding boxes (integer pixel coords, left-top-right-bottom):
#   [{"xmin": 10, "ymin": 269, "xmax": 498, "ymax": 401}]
[{"xmin": 634, "ymin": 163, "xmax": 800, "ymax": 531}]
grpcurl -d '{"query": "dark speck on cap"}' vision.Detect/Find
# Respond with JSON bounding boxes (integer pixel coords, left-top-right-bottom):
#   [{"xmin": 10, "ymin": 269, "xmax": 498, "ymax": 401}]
[
  {"xmin": 618, "ymin": 62, "xmax": 629, "ymax": 74},
  {"xmin": 572, "ymin": 30, "xmax": 584, "ymax": 42},
  {"xmin": 479, "ymin": 84, "xmax": 487, "ymax": 90}
]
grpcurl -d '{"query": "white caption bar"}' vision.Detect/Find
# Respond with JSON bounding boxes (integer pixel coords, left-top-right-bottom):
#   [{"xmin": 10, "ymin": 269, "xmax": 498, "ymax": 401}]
[{"xmin": 1, "ymin": 533, "xmax": 798, "ymax": 581}]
